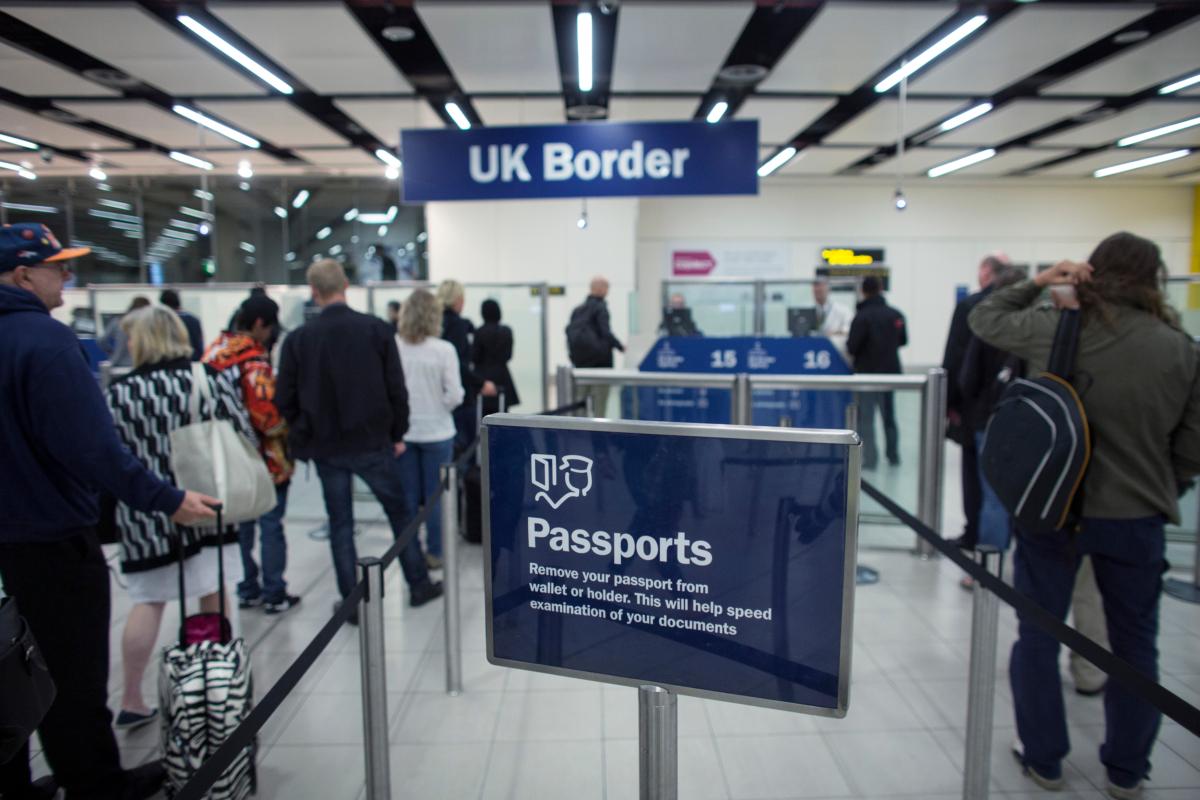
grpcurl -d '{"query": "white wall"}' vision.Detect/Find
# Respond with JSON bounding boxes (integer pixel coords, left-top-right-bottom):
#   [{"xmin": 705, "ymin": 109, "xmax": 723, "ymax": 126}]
[
  {"xmin": 635, "ymin": 178, "xmax": 1195, "ymax": 366},
  {"xmin": 425, "ymin": 197, "xmax": 639, "ymax": 378}
]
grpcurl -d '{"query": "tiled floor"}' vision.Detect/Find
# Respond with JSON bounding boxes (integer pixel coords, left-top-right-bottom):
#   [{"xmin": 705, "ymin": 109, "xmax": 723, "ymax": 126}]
[{"xmin": 28, "ymin": 450, "xmax": 1200, "ymax": 800}]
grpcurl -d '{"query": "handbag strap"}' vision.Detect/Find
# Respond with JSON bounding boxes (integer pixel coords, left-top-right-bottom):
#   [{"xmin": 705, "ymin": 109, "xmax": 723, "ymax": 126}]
[
  {"xmin": 1046, "ymin": 308, "xmax": 1081, "ymax": 380},
  {"xmin": 188, "ymin": 361, "xmax": 214, "ymax": 423}
]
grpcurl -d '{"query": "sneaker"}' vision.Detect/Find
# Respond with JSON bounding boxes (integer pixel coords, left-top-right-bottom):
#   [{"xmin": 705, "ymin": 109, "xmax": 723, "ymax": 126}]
[
  {"xmin": 263, "ymin": 594, "xmax": 302, "ymax": 615},
  {"xmin": 114, "ymin": 708, "xmax": 158, "ymax": 731},
  {"xmin": 238, "ymin": 595, "xmax": 263, "ymax": 610},
  {"xmin": 1011, "ymin": 740, "xmax": 1065, "ymax": 791},
  {"xmin": 121, "ymin": 760, "xmax": 166, "ymax": 800},
  {"xmin": 1106, "ymin": 777, "xmax": 1143, "ymax": 799},
  {"xmin": 425, "ymin": 552, "xmax": 444, "ymax": 570},
  {"xmin": 29, "ymin": 775, "xmax": 59, "ymax": 800},
  {"xmin": 410, "ymin": 581, "xmax": 444, "ymax": 608},
  {"xmin": 334, "ymin": 600, "xmax": 359, "ymax": 627}
]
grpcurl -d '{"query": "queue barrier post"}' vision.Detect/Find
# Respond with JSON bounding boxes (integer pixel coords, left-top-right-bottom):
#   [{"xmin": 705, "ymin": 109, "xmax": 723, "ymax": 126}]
[
  {"xmin": 442, "ymin": 463, "xmax": 464, "ymax": 695},
  {"xmin": 732, "ymin": 373, "xmax": 752, "ymax": 425},
  {"xmin": 638, "ymin": 685, "xmax": 678, "ymax": 800},
  {"xmin": 963, "ymin": 546, "xmax": 1003, "ymax": 800},
  {"xmin": 1165, "ymin": 498, "xmax": 1200, "ymax": 603},
  {"xmin": 356, "ymin": 557, "xmax": 391, "ymax": 800},
  {"xmin": 556, "ymin": 365, "xmax": 579, "ymax": 416},
  {"xmin": 916, "ymin": 368, "xmax": 947, "ymax": 559}
]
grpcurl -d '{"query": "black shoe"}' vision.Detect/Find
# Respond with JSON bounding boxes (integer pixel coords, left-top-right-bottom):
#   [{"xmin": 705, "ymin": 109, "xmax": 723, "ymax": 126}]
[
  {"xmin": 114, "ymin": 708, "xmax": 158, "ymax": 731},
  {"xmin": 263, "ymin": 594, "xmax": 301, "ymax": 615},
  {"xmin": 410, "ymin": 581, "xmax": 444, "ymax": 608},
  {"xmin": 888, "ymin": 456, "xmax": 901, "ymax": 466},
  {"xmin": 949, "ymin": 535, "xmax": 978, "ymax": 552},
  {"xmin": 121, "ymin": 760, "xmax": 166, "ymax": 800}
]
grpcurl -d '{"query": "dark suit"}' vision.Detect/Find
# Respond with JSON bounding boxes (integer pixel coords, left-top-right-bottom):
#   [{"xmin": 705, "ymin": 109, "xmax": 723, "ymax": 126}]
[
  {"xmin": 847, "ymin": 294, "xmax": 907, "ymax": 468},
  {"xmin": 942, "ymin": 289, "xmax": 987, "ymax": 544},
  {"xmin": 473, "ymin": 322, "xmax": 519, "ymax": 413}
]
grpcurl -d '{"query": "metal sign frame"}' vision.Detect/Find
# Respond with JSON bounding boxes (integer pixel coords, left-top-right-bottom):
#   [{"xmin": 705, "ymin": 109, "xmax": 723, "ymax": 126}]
[{"xmin": 480, "ymin": 414, "xmax": 861, "ymax": 717}]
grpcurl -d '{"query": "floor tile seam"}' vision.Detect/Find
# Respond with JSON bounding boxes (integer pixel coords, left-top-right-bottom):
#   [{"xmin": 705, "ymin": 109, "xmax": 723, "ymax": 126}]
[
  {"xmin": 815, "ymin": 726, "xmax": 869, "ymax": 798},
  {"xmin": 387, "ymin": 644, "xmax": 442, "ymax": 731},
  {"xmin": 702, "ymin": 697, "xmax": 739, "ymax": 800},
  {"xmin": 474, "ymin": 657, "xmax": 515, "ymax": 800},
  {"xmin": 1156, "ymin": 737, "xmax": 1200, "ymax": 772}
]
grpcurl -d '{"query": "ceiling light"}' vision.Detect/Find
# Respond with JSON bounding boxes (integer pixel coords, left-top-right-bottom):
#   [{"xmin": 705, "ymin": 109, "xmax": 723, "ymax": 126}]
[
  {"xmin": 378, "ymin": 225, "xmax": 388, "ymax": 237},
  {"xmin": 939, "ymin": 102, "xmax": 993, "ymax": 132},
  {"xmin": 162, "ymin": 229, "xmax": 197, "ymax": 241},
  {"xmin": 169, "ymin": 151, "xmax": 214, "ymax": 171},
  {"xmin": 169, "ymin": 219, "xmax": 202, "ymax": 232},
  {"xmin": 0, "ymin": 132, "xmax": 38, "ymax": 150},
  {"xmin": 122, "ymin": 231, "xmax": 143, "ymax": 239},
  {"xmin": 285, "ymin": 251, "xmax": 296, "ymax": 261},
  {"xmin": 316, "ymin": 226, "xmax": 331, "ymax": 240},
  {"xmin": 1117, "ymin": 115, "xmax": 1200, "ymax": 147},
  {"xmin": 577, "ymin": 11, "xmax": 594, "ymax": 93},
  {"xmin": 893, "ymin": 189, "xmax": 907, "ymax": 211},
  {"xmin": 1113, "ymin": 30, "xmax": 1149, "ymax": 45},
  {"xmin": 927, "ymin": 148, "xmax": 997, "ymax": 177},
  {"xmin": 237, "ymin": 159, "xmax": 254, "ymax": 178},
  {"xmin": 385, "ymin": 164, "xmax": 400, "ymax": 180},
  {"xmin": 445, "ymin": 102, "xmax": 471, "ymax": 131},
  {"xmin": 344, "ymin": 208, "xmax": 359, "ymax": 221},
  {"xmin": 875, "ymin": 15, "xmax": 988, "ymax": 93},
  {"xmin": 375, "ymin": 149, "xmax": 401, "ymax": 167},
  {"xmin": 380, "ymin": 25, "xmax": 415, "ymax": 43},
  {"xmin": 97, "ymin": 198, "xmax": 132, "ymax": 211},
  {"xmin": 0, "ymin": 160, "xmax": 24, "ymax": 173},
  {"xmin": 97, "ymin": 183, "xmax": 112, "ymax": 192},
  {"xmin": 292, "ymin": 189, "xmax": 309, "ymax": 208},
  {"xmin": 757, "ymin": 146, "xmax": 797, "ymax": 177},
  {"xmin": 108, "ymin": 221, "xmax": 143, "ymax": 232},
  {"xmin": 1093, "ymin": 149, "xmax": 1191, "ymax": 178},
  {"xmin": 88, "ymin": 209, "xmax": 140, "ymax": 223},
  {"xmin": 88, "ymin": 166, "xmax": 107, "ymax": 181},
  {"xmin": 16, "ymin": 170, "xmax": 36, "ymax": 180},
  {"xmin": 172, "ymin": 105, "xmax": 261, "ymax": 149},
  {"xmin": 359, "ymin": 207, "xmax": 397, "ymax": 224},
  {"xmin": 177, "ymin": 14, "xmax": 293, "ymax": 95},
  {"xmin": 239, "ymin": 242, "xmax": 255, "ymax": 253},
  {"xmin": 706, "ymin": 101, "xmax": 729, "ymax": 124},
  {"xmin": 717, "ymin": 64, "xmax": 768, "ymax": 85},
  {"xmin": 179, "ymin": 206, "xmax": 213, "ymax": 221},
  {"xmin": 238, "ymin": 181, "xmax": 251, "ymax": 191},
  {"xmin": 199, "ymin": 222, "xmax": 211, "ymax": 235},
  {"xmin": 274, "ymin": 206, "xmax": 287, "ymax": 219},
  {"xmin": 329, "ymin": 244, "xmax": 343, "ymax": 256},
  {"xmin": 1160, "ymin": 73, "xmax": 1200, "ymax": 95},
  {"xmin": 193, "ymin": 189, "xmax": 214, "ymax": 201},
  {"xmin": 417, "ymin": 231, "xmax": 428, "ymax": 243},
  {"xmin": 2, "ymin": 202, "xmax": 56, "ymax": 213}
]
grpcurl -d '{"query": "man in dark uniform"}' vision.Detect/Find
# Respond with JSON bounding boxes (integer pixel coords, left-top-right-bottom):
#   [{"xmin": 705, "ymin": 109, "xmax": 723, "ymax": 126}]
[{"xmin": 847, "ymin": 276, "xmax": 907, "ymax": 470}]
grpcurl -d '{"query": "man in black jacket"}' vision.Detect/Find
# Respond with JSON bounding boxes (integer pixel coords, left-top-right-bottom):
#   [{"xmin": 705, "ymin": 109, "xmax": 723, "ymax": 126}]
[
  {"xmin": 277, "ymin": 259, "xmax": 440, "ymax": 612},
  {"xmin": 567, "ymin": 276, "xmax": 624, "ymax": 416},
  {"xmin": 847, "ymin": 276, "xmax": 907, "ymax": 470}
]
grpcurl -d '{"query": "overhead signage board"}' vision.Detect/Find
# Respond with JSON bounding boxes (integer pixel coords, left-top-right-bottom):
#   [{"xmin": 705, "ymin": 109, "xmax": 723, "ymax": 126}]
[
  {"xmin": 400, "ymin": 120, "xmax": 759, "ymax": 202},
  {"xmin": 820, "ymin": 247, "xmax": 885, "ymax": 266},
  {"xmin": 667, "ymin": 240, "xmax": 791, "ymax": 279},
  {"xmin": 482, "ymin": 415, "xmax": 860, "ymax": 715}
]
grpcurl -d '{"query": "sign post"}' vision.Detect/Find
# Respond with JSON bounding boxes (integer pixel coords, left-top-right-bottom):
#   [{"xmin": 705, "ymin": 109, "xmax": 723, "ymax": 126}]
[{"xmin": 482, "ymin": 416, "xmax": 861, "ymax": 795}]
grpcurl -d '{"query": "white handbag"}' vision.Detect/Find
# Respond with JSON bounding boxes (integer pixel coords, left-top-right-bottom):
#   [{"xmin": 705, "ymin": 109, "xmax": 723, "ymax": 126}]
[{"xmin": 169, "ymin": 363, "xmax": 276, "ymax": 526}]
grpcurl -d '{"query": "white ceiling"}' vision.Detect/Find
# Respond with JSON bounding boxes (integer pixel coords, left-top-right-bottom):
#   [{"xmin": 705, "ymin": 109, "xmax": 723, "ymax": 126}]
[
  {"xmin": 200, "ymin": 99, "xmax": 349, "ymax": 148},
  {"xmin": 1043, "ymin": 18, "xmax": 1200, "ymax": 97},
  {"xmin": 210, "ymin": 1, "xmax": 411, "ymax": 94},
  {"xmin": 0, "ymin": 41, "xmax": 118, "ymax": 97},
  {"xmin": 334, "ymin": 99, "xmax": 443, "ymax": 148},
  {"xmin": 912, "ymin": 6, "xmax": 1145, "ymax": 95},
  {"xmin": 778, "ymin": 147, "xmax": 876, "ymax": 176},
  {"xmin": 417, "ymin": 1, "xmax": 560, "ymax": 93},
  {"xmin": 294, "ymin": 148, "xmax": 385, "ymax": 168},
  {"xmin": 956, "ymin": 148, "xmax": 1074, "ymax": 176},
  {"xmin": 0, "ymin": 102, "xmax": 132, "ymax": 150},
  {"xmin": 825, "ymin": 99, "xmax": 962, "ymax": 145},
  {"xmin": 937, "ymin": 100, "xmax": 1096, "ymax": 147},
  {"xmin": 1038, "ymin": 101, "xmax": 1200, "ymax": 148},
  {"xmin": 474, "ymin": 98, "xmax": 565, "ymax": 127},
  {"xmin": 611, "ymin": 2, "xmax": 754, "ymax": 92},
  {"xmin": 737, "ymin": 98, "xmax": 834, "ymax": 145},
  {"xmin": 863, "ymin": 146, "xmax": 977, "ymax": 177},
  {"xmin": 1, "ymin": 4, "xmax": 267, "ymax": 96},
  {"xmin": 57, "ymin": 100, "xmax": 213, "ymax": 149},
  {"xmin": 606, "ymin": 98, "xmax": 697, "ymax": 123}
]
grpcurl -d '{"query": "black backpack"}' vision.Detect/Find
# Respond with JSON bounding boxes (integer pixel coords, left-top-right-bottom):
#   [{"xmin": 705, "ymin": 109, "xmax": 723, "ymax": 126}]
[
  {"xmin": 566, "ymin": 303, "xmax": 606, "ymax": 366},
  {"xmin": 980, "ymin": 309, "xmax": 1091, "ymax": 533}
]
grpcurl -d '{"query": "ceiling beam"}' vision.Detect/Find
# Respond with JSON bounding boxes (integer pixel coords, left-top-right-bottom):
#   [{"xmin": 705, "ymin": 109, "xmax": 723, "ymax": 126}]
[{"xmin": 551, "ymin": 0, "xmax": 619, "ymax": 121}]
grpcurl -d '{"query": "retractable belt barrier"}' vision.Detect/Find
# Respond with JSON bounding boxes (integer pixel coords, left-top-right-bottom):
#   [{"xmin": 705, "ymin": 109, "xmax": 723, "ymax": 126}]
[
  {"xmin": 172, "ymin": 397, "xmax": 589, "ymax": 800},
  {"xmin": 862, "ymin": 480, "xmax": 1200, "ymax": 739}
]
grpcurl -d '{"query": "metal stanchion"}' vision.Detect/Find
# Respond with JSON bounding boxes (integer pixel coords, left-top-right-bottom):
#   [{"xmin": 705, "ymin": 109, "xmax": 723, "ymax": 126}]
[
  {"xmin": 357, "ymin": 557, "xmax": 391, "ymax": 800},
  {"xmin": 638, "ymin": 685, "xmax": 678, "ymax": 800},
  {"xmin": 732, "ymin": 374, "xmax": 752, "ymax": 425},
  {"xmin": 556, "ymin": 365, "xmax": 577, "ymax": 415},
  {"xmin": 1165, "ymin": 499, "xmax": 1200, "ymax": 603},
  {"xmin": 963, "ymin": 546, "xmax": 1002, "ymax": 800},
  {"xmin": 442, "ymin": 464, "xmax": 463, "ymax": 695},
  {"xmin": 916, "ymin": 368, "xmax": 948, "ymax": 558},
  {"xmin": 585, "ymin": 394, "xmax": 595, "ymax": 417}
]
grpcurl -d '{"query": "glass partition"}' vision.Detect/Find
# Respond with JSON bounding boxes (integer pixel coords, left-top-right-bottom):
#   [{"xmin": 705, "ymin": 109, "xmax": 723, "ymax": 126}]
[
  {"xmin": 762, "ymin": 279, "xmax": 859, "ymax": 337},
  {"xmin": 468, "ymin": 285, "xmax": 546, "ymax": 411},
  {"xmin": 1165, "ymin": 276, "xmax": 1200, "ymax": 339},
  {"xmin": 661, "ymin": 280, "xmax": 756, "ymax": 337},
  {"xmin": 367, "ymin": 282, "xmax": 433, "ymax": 320}
]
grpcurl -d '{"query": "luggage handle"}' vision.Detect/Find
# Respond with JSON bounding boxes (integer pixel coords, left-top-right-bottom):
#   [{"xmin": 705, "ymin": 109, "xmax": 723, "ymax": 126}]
[
  {"xmin": 175, "ymin": 503, "xmax": 229, "ymax": 645},
  {"xmin": 475, "ymin": 388, "xmax": 506, "ymax": 428}
]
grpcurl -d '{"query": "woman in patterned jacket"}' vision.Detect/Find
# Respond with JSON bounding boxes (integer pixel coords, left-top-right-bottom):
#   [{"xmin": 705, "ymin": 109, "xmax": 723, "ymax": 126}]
[{"xmin": 105, "ymin": 305, "xmax": 253, "ymax": 731}]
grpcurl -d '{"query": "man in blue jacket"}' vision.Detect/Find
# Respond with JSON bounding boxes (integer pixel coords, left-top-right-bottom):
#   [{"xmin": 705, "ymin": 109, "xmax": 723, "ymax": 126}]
[{"xmin": 0, "ymin": 223, "xmax": 216, "ymax": 800}]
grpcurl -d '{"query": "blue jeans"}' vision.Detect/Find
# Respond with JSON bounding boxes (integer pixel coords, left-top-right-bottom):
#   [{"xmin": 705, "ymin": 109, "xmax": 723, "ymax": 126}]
[
  {"xmin": 314, "ymin": 449, "xmax": 431, "ymax": 598},
  {"xmin": 237, "ymin": 483, "xmax": 290, "ymax": 603},
  {"xmin": 1010, "ymin": 517, "xmax": 1166, "ymax": 787},
  {"xmin": 974, "ymin": 431, "xmax": 1011, "ymax": 551},
  {"xmin": 396, "ymin": 437, "xmax": 455, "ymax": 558}
]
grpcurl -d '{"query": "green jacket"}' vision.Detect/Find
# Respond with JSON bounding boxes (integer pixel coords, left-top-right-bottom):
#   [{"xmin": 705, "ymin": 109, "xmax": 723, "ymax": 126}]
[{"xmin": 969, "ymin": 280, "xmax": 1200, "ymax": 524}]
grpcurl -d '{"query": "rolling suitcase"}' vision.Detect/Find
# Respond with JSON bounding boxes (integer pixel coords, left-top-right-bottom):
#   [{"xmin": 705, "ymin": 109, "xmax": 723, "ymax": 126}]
[
  {"xmin": 159, "ymin": 507, "xmax": 256, "ymax": 800},
  {"xmin": 463, "ymin": 391, "xmax": 504, "ymax": 544}
]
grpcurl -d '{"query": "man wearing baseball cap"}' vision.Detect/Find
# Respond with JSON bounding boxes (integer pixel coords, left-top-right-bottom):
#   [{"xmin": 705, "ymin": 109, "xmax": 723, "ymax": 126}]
[{"xmin": 0, "ymin": 223, "xmax": 217, "ymax": 799}]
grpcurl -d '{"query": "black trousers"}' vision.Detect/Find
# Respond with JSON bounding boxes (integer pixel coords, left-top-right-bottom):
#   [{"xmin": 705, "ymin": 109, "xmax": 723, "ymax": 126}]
[
  {"xmin": 857, "ymin": 390, "xmax": 899, "ymax": 466},
  {"xmin": 0, "ymin": 530, "xmax": 126, "ymax": 799},
  {"xmin": 959, "ymin": 433, "xmax": 982, "ymax": 545}
]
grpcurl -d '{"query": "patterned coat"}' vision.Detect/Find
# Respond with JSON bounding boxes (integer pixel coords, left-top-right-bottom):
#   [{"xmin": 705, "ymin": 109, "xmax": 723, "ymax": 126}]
[{"xmin": 106, "ymin": 358, "xmax": 253, "ymax": 573}]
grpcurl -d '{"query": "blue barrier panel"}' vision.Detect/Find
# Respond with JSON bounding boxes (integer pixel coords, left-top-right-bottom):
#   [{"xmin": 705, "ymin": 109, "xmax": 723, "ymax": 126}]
[
  {"xmin": 483, "ymin": 415, "xmax": 860, "ymax": 715},
  {"xmin": 628, "ymin": 337, "xmax": 853, "ymax": 426}
]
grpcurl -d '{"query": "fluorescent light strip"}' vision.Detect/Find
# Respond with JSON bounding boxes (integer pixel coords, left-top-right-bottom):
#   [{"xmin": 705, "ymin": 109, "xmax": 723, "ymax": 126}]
[
  {"xmin": 177, "ymin": 14, "xmax": 293, "ymax": 94},
  {"xmin": 88, "ymin": 166, "xmax": 107, "ymax": 181},
  {"xmin": 875, "ymin": 15, "xmax": 988, "ymax": 93},
  {"xmin": 169, "ymin": 151, "xmax": 213, "ymax": 171},
  {"xmin": 193, "ymin": 189, "xmax": 214, "ymax": 201},
  {"xmin": 239, "ymin": 242, "xmax": 256, "ymax": 253},
  {"xmin": 445, "ymin": 102, "xmax": 471, "ymax": 131},
  {"xmin": 927, "ymin": 148, "xmax": 997, "ymax": 177},
  {"xmin": 1093, "ymin": 149, "xmax": 1191, "ymax": 178},
  {"xmin": 88, "ymin": 209, "xmax": 140, "ymax": 223},
  {"xmin": 2, "ymin": 202, "xmax": 57, "ymax": 213},
  {"xmin": 169, "ymin": 219, "xmax": 202, "ymax": 232},
  {"xmin": 329, "ymin": 244, "xmax": 343, "ymax": 256},
  {"xmin": 577, "ymin": 11, "xmax": 593, "ymax": 92},
  {"xmin": 108, "ymin": 221, "xmax": 143, "ymax": 232},
  {"xmin": 316, "ymin": 226, "xmax": 332, "ymax": 240},
  {"xmin": 757, "ymin": 147, "xmax": 797, "ymax": 177},
  {"xmin": 358, "ymin": 206, "xmax": 397, "ymax": 224},
  {"xmin": 385, "ymin": 164, "xmax": 400, "ymax": 180},
  {"xmin": 706, "ymin": 101, "xmax": 729, "ymax": 124},
  {"xmin": 97, "ymin": 198, "xmax": 133, "ymax": 211},
  {"xmin": 344, "ymin": 208, "xmax": 359, "ymax": 221},
  {"xmin": 162, "ymin": 229, "xmax": 197, "ymax": 241},
  {"xmin": 0, "ymin": 160, "xmax": 24, "ymax": 172},
  {"xmin": 0, "ymin": 132, "xmax": 38, "ymax": 150},
  {"xmin": 17, "ymin": 170, "xmax": 36, "ymax": 180},
  {"xmin": 378, "ymin": 226, "xmax": 388, "ymax": 237},
  {"xmin": 179, "ymin": 206, "xmax": 213, "ymax": 220},
  {"xmin": 1160, "ymin": 73, "xmax": 1200, "ymax": 95},
  {"xmin": 939, "ymin": 102, "xmax": 993, "ymax": 132},
  {"xmin": 237, "ymin": 160, "xmax": 254, "ymax": 179},
  {"xmin": 274, "ymin": 206, "xmax": 287, "ymax": 219},
  {"xmin": 374, "ymin": 149, "xmax": 401, "ymax": 167},
  {"xmin": 1117, "ymin": 115, "xmax": 1200, "ymax": 147},
  {"xmin": 292, "ymin": 189, "xmax": 309, "ymax": 208},
  {"xmin": 172, "ymin": 105, "xmax": 260, "ymax": 149}
]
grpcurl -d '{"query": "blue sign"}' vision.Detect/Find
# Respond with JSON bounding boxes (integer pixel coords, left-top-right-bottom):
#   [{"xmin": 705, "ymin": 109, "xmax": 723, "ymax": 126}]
[
  {"xmin": 483, "ymin": 416, "xmax": 859, "ymax": 714},
  {"xmin": 400, "ymin": 120, "xmax": 758, "ymax": 202},
  {"xmin": 627, "ymin": 337, "xmax": 853, "ymax": 427}
]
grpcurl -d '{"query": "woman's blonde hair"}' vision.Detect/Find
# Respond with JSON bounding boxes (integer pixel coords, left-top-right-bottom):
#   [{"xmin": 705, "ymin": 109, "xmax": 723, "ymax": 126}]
[
  {"xmin": 123, "ymin": 305, "xmax": 193, "ymax": 367},
  {"xmin": 398, "ymin": 289, "xmax": 444, "ymax": 343},
  {"xmin": 436, "ymin": 279, "xmax": 464, "ymax": 310}
]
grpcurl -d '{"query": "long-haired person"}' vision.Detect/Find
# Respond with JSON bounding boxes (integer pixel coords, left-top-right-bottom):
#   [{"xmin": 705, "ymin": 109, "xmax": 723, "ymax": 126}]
[
  {"xmin": 437, "ymin": 279, "xmax": 496, "ymax": 451},
  {"xmin": 969, "ymin": 231, "xmax": 1200, "ymax": 799},
  {"xmin": 395, "ymin": 289, "xmax": 464, "ymax": 568},
  {"xmin": 106, "ymin": 305, "xmax": 250, "ymax": 729}
]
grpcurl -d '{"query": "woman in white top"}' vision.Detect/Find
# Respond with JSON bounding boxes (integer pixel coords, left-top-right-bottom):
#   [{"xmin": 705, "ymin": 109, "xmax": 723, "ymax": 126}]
[{"xmin": 395, "ymin": 289, "xmax": 465, "ymax": 568}]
